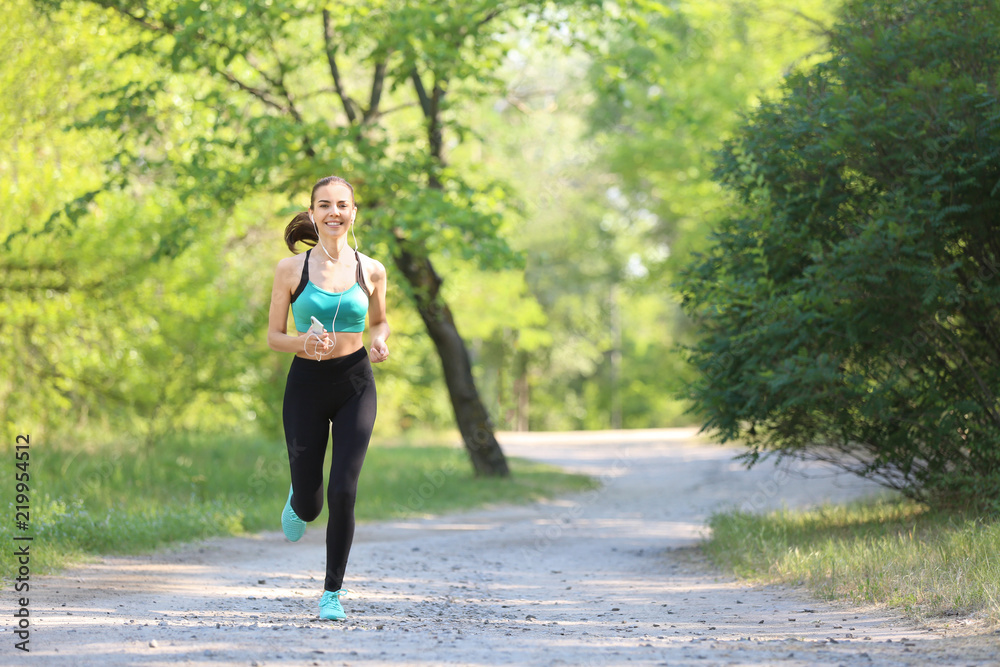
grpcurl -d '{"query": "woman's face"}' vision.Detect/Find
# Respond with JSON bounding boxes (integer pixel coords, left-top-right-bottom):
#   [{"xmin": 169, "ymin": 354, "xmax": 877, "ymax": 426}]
[{"xmin": 311, "ymin": 182, "xmax": 356, "ymax": 239}]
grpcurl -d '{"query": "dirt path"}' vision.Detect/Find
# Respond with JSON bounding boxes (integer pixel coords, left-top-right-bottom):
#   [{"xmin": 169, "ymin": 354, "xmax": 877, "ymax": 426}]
[{"xmin": 12, "ymin": 429, "xmax": 998, "ymax": 666}]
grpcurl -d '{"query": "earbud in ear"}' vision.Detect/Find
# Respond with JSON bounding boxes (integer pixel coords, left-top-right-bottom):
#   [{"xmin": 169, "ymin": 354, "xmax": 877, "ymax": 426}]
[{"xmin": 309, "ymin": 212, "xmax": 315, "ymax": 224}]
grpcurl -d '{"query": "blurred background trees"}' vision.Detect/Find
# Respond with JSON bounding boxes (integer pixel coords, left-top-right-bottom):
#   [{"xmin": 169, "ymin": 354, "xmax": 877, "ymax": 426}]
[{"xmin": 3, "ymin": 1, "xmax": 827, "ymax": 463}]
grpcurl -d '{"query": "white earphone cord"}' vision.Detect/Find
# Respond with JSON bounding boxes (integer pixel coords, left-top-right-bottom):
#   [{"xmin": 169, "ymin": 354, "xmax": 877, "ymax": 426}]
[
  {"xmin": 305, "ymin": 294, "xmax": 342, "ymax": 360},
  {"xmin": 304, "ymin": 210, "xmax": 354, "ymax": 359}
]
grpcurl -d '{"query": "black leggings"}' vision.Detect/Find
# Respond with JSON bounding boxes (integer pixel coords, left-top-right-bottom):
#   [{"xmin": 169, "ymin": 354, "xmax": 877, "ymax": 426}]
[{"xmin": 282, "ymin": 347, "xmax": 377, "ymax": 592}]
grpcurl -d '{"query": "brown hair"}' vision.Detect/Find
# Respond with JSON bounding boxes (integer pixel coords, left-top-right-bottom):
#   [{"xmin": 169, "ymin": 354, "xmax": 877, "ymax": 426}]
[{"xmin": 284, "ymin": 176, "xmax": 356, "ymax": 253}]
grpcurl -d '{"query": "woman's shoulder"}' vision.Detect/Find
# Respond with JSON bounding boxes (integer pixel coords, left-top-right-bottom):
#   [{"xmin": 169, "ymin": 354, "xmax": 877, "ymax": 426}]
[
  {"xmin": 356, "ymin": 250, "xmax": 386, "ymax": 281},
  {"xmin": 275, "ymin": 251, "xmax": 307, "ymax": 282}
]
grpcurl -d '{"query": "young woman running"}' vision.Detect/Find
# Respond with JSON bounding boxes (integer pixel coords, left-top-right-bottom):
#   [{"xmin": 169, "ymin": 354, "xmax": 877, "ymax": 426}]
[{"xmin": 266, "ymin": 175, "xmax": 390, "ymax": 621}]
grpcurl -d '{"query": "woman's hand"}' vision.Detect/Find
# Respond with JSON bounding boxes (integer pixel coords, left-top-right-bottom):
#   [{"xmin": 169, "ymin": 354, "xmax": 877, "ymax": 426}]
[
  {"xmin": 303, "ymin": 331, "xmax": 333, "ymax": 357},
  {"xmin": 369, "ymin": 337, "xmax": 389, "ymax": 363}
]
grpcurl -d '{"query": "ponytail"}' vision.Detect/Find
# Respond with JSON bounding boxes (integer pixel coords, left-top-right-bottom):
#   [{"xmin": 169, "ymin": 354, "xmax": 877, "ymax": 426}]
[{"xmin": 284, "ymin": 211, "xmax": 317, "ymax": 253}]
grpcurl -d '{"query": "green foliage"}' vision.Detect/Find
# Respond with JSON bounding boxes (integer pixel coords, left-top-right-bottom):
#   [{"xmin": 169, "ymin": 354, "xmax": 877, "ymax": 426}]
[
  {"xmin": 3, "ymin": 0, "xmax": 857, "ymax": 444},
  {"xmin": 1, "ymin": 1, "xmax": 263, "ymax": 443},
  {"xmin": 587, "ymin": 0, "xmax": 837, "ymax": 269},
  {"xmin": 525, "ymin": 0, "xmax": 838, "ymax": 430},
  {"xmin": 455, "ymin": 38, "xmax": 697, "ymax": 430},
  {"xmin": 44, "ymin": 0, "xmax": 569, "ymax": 265},
  {"xmin": 680, "ymin": 0, "xmax": 1000, "ymax": 510},
  {"xmin": 5, "ymin": 0, "xmax": 597, "ymax": 443}
]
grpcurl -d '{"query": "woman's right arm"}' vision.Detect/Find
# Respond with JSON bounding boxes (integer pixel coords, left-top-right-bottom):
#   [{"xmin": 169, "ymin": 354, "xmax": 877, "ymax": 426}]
[{"xmin": 267, "ymin": 256, "xmax": 330, "ymax": 354}]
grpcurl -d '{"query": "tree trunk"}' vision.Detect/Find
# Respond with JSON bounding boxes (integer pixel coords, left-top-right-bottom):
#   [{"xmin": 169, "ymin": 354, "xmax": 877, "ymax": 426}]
[
  {"xmin": 609, "ymin": 284, "xmax": 623, "ymax": 429},
  {"xmin": 514, "ymin": 349, "xmax": 530, "ymax": 432},
  {"xmin": 392, "ymin": 232, "xmax": 510, "ymax": 477}
]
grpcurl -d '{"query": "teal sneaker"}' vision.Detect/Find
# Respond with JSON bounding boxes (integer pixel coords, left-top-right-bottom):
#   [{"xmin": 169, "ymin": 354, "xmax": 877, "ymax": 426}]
[
  {"xmin": 319, "ymin": 589, "xmax": 347, "ymax": 621},
  {"xmin": 281, "ymin": 486, "xmax": 306, "ymax": 542}
]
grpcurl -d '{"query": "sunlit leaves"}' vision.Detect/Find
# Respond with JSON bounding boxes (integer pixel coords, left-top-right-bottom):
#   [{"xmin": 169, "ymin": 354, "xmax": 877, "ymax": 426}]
[{"xmin": 587, "ymin": 0, "xmax": 838, "ymax": 272}]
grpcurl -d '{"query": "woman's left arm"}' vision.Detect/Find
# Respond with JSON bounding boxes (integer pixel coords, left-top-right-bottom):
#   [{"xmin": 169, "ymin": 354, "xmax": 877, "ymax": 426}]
[{"xmin": 366, "ymin": 257, "xmax": 390, "ymax": 363}]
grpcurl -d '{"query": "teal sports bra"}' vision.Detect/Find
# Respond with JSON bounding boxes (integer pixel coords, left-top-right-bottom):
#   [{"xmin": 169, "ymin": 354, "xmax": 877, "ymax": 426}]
[{"xmin": 290, "ymin": 249, "xmax": 370, "ymax": 333}]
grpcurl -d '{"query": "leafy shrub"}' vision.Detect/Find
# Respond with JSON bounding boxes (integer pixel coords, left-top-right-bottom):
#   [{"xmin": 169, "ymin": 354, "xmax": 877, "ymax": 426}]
[{"xmin": 680, "ymin": 0, "xmax": 1000, "ymax": 510}]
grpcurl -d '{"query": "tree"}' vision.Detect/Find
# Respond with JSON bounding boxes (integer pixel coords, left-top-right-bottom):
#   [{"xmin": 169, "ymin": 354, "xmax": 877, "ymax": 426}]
[
  {"xmin": 0, "ymin": 1, "xmax": 259, "ymax": 445},
  {"xmin": 680, "ymin": 0, "xmax": 1000, "ymax": 510},
  {"xmin": 586, "ymin": 0, "xmax": 837, "ymax": 269},
  {"xmin": 464, "ymin": 35, "xmax": 697, "ymax": 431},
  {"xmin": 542, "ymin": 0, "xmax": 840, "ymax": 430},
  {"xmin": 19, "ymin": 0, "xmax": 596, "ymax": 475}
]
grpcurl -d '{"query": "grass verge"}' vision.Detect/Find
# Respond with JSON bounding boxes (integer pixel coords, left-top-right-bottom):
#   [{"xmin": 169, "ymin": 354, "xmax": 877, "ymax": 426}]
[
  {"xmin": 1, "ymin": 432, "xmax": 597, "ymax": 580},
  {"xmin": 703, "ymin": 495, "xmax": 1000, "ymax": 622}
]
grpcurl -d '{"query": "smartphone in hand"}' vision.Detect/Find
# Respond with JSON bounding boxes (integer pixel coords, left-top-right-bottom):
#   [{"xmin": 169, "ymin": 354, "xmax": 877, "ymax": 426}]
[{"xmin": 308, "ymin": 316, "xmax": 326, "ymax": 335}]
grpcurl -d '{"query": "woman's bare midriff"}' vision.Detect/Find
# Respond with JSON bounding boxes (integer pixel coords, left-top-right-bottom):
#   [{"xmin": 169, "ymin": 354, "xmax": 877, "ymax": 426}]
[{"xmin": 294, "ymin": 332, "xmax": 365, "ymax": 361}]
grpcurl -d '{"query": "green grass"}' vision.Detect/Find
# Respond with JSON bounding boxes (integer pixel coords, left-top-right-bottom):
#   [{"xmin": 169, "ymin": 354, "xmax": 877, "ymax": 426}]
[
  {"xmin": 1, "ymin": 433, "xmax": 597, "ymax": 581},
  {"xmin": 704, "ymin": 495, "xmax": 1000, "ymax": 621}
]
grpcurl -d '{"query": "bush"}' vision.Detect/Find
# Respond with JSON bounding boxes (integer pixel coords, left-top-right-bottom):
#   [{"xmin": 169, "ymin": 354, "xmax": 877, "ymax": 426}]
[{"xmin": 679, "ymin": 0, "xmax": 1000, "ymax": 511}]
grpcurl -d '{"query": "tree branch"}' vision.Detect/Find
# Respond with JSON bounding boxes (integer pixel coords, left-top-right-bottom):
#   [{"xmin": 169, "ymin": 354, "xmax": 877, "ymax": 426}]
[
  {"xmin": 364, "ymin": 59, "xmax": 389, "ymax": 123},
  {"xmin": 263, "ymin": 36, "xmax": 316, "ymax": 158},
  {"xmin": 784, "ymin": 8, "xmax": 833, "ymax": 37},
  {"xmin": 266, "ymin": 35, "xmax": 305, "ymax": 124},
  {"xmin": 379, "ymin": 101, "xmax": 420, "ymax": 116},
  {"xmin": 475, "ymin": 8, "xmax": 502, "ymax": 30},
  {"xmin": 323, "ymin": 9, "xmax": 359, "ymax": 124},
  {"xmin": 429, "ymin": 79, "xmax": 445, "ymax": 161},
  {"xmin": 96, "ymin": 2, "xmax": 293, "ymax": 117},
  {"xmin": 244, "ymin": 51, "xmax": 285, "ymax": 92},
  {"xmin": 216, "ymin": 70, "xmax": 289, "ymax": 114},
  {"xmin": 410, "ymin": 66, "xmax": 445, "ymax": 172},
  {"xmin": 410, "ymin": 67, "xmax": 433, "ymax": 118},
  {"xmin": 933, "ymin": 319, "xmax": 1000, "ymax": 427},
  {"xmin": 92, "ymin": 0, "xmax": 165, "ymax": 32}
]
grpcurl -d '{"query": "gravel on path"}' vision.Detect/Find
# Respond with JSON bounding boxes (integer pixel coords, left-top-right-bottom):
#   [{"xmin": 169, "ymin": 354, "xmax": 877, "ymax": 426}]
[{"xmin": 14, "ymin": 429, "xmax": 998, "ymax": 666}]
